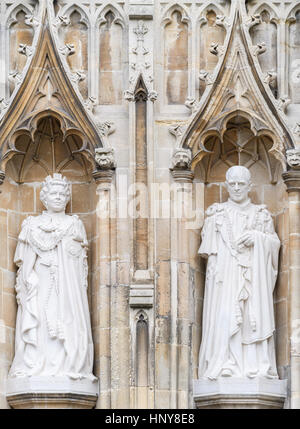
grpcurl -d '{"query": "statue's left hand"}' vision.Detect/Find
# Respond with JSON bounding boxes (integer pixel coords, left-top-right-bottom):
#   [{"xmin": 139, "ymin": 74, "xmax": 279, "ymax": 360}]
[{"xmin": 237, "ymin": 231, "xmax": 255, "ymax": 247}]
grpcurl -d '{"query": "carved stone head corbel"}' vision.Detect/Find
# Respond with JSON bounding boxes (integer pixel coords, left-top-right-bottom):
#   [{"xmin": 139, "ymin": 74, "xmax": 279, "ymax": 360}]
[
  {"xmin": 286, "ymin": 148, "xmax": 300, "ymax": 170},
  {"xmin": 170, "ymin": 148, "xmax": 192, "ymax": 170},
  {"xmin": 93, "ymin": 147, "xmax": 116, "ymax": 185},
  {"xmin": 170, "ymin": 148, "xmax": 194, "ymax": 183},
  {"xmin": 95, "ymin": 147, "xmax": 116, "ymax": 171}
]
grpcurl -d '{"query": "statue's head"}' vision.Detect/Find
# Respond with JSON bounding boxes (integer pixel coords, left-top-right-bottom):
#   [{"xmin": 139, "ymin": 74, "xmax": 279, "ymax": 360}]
[
  {"xmin": 40, "ymin": 173, "xmax": 71, "ymax": 213},
  {"xmin": 225, "ymin": 166, "xmax": 252, "ymax": 204}
]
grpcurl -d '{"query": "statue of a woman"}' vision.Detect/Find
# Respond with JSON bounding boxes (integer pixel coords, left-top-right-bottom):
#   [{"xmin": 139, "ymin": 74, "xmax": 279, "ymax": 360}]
[{"xmin": 9, "ymin": 174, "xmax": 96, "ymax": 380}]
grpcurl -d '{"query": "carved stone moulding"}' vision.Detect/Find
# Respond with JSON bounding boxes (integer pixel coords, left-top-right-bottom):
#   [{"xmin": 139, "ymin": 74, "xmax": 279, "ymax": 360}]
[
  {"xmin": 171, "ymin": 169, "xmax": 194, "ymax": 183},
  {"xmin": 193, "ymin": 378, "xmax": 287, "ymax": 409},
  {"xmin": 282, "ymin": 170, "xmax": 300, "ymax": 193},
  {"xmin": 6, "ymin": 376, "xmax": 99, "ymax": 409},
  {"xmin": 0, "ymin": 170, "xmax": 5, "ymax": 185}
]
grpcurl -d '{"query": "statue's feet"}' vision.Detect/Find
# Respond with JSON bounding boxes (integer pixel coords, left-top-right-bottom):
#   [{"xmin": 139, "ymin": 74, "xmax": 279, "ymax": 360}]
[
  {"xmin": 260, "ymin": 371, "xmax": 278, "ymax": 379},
  {"xmin": 221, "ymin": 368, "xmax": 233, "ymax": 377},
  {"xmin": 246, "ymin": 370, "xmax": 259, "ymax": 379}
]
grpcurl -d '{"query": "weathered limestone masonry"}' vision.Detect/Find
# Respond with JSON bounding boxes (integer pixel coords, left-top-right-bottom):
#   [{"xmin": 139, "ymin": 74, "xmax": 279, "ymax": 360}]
[{"xmin": 0, "ymin": 0, "xmax": 299, "ymax": 409}]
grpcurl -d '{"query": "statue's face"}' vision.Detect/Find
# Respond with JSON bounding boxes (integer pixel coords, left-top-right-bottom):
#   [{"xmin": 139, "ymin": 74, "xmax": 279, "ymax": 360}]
[
  {"xmin": 44, "ymin": 184, "xmax": 68, "ymax": 213},
  {"xmin": 225, "ymin": 173, "xmax": 251, "ymax": 204}
]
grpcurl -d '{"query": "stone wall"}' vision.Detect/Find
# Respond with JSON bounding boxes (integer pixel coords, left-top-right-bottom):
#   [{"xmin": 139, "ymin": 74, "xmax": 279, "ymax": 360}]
[{"xmin": 0, "ymin": 0, "xmax": 300, "ymax": 409}]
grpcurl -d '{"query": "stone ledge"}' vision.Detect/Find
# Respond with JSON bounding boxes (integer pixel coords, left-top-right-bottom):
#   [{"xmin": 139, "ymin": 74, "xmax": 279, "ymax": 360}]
[
  {"xmin": 193, "ymin": 378, "xmax": 287, "ymax": 409},
  {"xmin": 6, "ymin": 376, "xmax": 99, "ymax": 409},
  {"xmin": 7, "ymin": 392, "xmax": 97, "ymax": 409}
]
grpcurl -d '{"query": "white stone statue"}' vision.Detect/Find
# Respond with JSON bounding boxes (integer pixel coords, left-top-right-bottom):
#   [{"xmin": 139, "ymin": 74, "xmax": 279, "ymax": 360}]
[
  {"xmin": 198, "ymin": 166, "xmax": 280, "ymax": 380},
  {"xmin": 9, "ymin": 174, "xmax": 96, "ymax": 381}
]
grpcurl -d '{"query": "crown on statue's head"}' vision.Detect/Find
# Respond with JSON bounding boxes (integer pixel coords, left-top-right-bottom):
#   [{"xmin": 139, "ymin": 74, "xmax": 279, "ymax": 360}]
[{"xmin": 40, "ymin": 173, "xmax": 71, "ymax": 206}]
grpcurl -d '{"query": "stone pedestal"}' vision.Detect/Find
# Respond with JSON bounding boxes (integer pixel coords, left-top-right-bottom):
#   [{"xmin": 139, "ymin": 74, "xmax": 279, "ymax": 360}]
[
  {"xmin": 193, "ymin": 378, "xmax": 287, "ymax": 409},
  {"xmin": 6, "ymin": 377, "xmax": 99, "ymax": 409}
]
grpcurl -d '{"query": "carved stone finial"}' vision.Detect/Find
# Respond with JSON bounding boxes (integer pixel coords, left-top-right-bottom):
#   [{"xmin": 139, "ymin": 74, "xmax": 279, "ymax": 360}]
[
  {"xmin": 95, "ymin": 147, "xmax": 116, "ymax": 171},
  {"xmin": 18, "ymin": 44, "xmax": 33, "ymax": 57},
  {"xmin": 169, "ymin": 124, "xmax": 187, "ymax": 144},
  {"xmin": 209, "ymin": 42, "xmax": 224, "ymax": 56},
  {"xmin": 8, "ymin": 71, "xmax": 23, "ymax": 87},
  {"xmin": 277, "ymin": 95, "xmax": 291, "ymax": 113},
  {"xmin": 24, "ymin": 14, "xmax": 40, "ymax": 28},
  {"xmin": 199, "ymin": 70, "xmax": 209, "ymax": 81},
  {"xmin": 71, "ymin": 71, "xmax": 86, "ymax": 84},
  {"xmin": 0, "ymin": 97, "xmax": 9, "ymax": 114},
  {"xmin": 84, "ymin": 96, "xmax": 97, "ymax": 113},
  {"xmin": 148, "ymin": 90, "xmax": 158, "ymax": 102},
  {"xmin": 124, "ymin": 89, "xmax": 135, "ymax": 101},
  {"xmin": 185, "ymin": 97, "xmax": 200, "ymax": 113},
  {"xmin": 59, "ymin": 44, "xmax": 75, "ymax": 57},
  {"xmin": 245, "ymin": 14, "xmax": 261, "ymax": 29},
  {"xmin": 216, "ymin": 15, "xmax": 230, "ymax": 29},
  {"xmin": 56, "ymin": 15, "xmax": 71, "ymax": 27},
  {"xmin": 199, "ymin": 70, "xmax": 214, "ymax": 86},
  {"xmin": 252, "ymin": 42, "xmax": 266, "ymax": 56},
  {"xmin": 264, "ymin": 71, "xmax": 277, "ymax": 88},
  {"xmin": 286, "ymin": 148, "xmax": 300, "ymax": 170},
  {"xmin": 97, "ymin": 121, "xmax": 115, "ymax": 138},
  {"xmin": 293, "ymin": 123, "xmax": 300, "ymax": 137}
]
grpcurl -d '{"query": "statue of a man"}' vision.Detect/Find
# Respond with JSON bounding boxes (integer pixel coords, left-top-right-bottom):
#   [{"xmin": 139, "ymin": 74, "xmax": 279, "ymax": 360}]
[
  {"xmin": 9, "ymin": 174, "xmax": 96, "ymax": 381},
  {"xmin": 198, "ymin": 166, "xmax": 280, "ymax": 380}
]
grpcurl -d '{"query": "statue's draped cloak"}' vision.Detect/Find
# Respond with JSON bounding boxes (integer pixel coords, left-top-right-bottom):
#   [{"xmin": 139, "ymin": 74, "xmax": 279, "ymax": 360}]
[
  {"xmin": 9, "ymin": 213, "xmax": 95, "ymax": 380},
  {"xmin": 198, "ymin": 201, "xmax": 280, "ymax": 380}
]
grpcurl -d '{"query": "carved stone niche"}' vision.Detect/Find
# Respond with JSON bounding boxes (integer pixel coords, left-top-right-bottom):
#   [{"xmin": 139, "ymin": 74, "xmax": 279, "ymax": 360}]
[
  {"xmin": 93, "ymin": 147, "xmax": 116, "ymax": 184},
  {"xmin": 191, "ymin": 116, "xmax": 288, "ymax": 409},
  {"xmin": 2, "ymin": 117, "xmax": 99, "ymax": 409}
]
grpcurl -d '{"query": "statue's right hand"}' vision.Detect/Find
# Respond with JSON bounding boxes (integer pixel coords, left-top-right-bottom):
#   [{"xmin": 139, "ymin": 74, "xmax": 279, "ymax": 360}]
[{"xmin": 26, "ymin": 271, "xmax": 38, "ymax": 295}]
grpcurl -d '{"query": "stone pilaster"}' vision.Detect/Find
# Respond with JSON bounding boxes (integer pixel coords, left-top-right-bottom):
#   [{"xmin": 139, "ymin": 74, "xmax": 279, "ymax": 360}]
[
  {"xmin": 282, "ymin": 167, "xmax": 300, "ymax": 409},
  {"xmin": 92, "ymin": 156, "xmax": 116, "ymax": 409},
  {"xmin": 168, "ymin": 152, "xmax": 194, "ymax": 408}
]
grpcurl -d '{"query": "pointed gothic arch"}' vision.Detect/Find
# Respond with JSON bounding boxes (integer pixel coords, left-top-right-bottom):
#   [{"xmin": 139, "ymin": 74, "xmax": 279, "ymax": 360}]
[
  {"xmin": 5, "ymin": 4, "xmax": 38, "ymax": 98},
  {"xmin": 96, "ymin": 3, "xmax": 126, "ymax": 29},
  {"xmin": 96, "ymin": 5, "xmax": 127, "ymax": 105},
  {"xmin": 197, "ymin": 2, "xmax": 227, "ymax": 22},
  {"xmin": 62, "ymin": 4, "xmax": 90, "ymax": 27},
  {"xmin": 161, "ymin": 5, "xmax": 190, "ymax": 106},
  {"xmin": 161, "ymin": 3, "xmax": 191, "ymax": 26},
  {"xmin": 6, "ymin": 3, "xmax": 33, "ymax": 28},
  {"xmin": 178, "ymin": 8, "xmax": 294, "ymax": 167},
  {"xmin": 250, "ymin": 3, "xmax": 279, "ymax": 23},
  {"xmin": 0, "ymin": 8, "xmax": 103, "ymax": 178}
]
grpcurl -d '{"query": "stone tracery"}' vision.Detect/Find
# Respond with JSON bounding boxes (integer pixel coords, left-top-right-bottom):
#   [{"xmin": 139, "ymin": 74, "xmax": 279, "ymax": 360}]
[{"xmin": 0, "ymin": 0, "xmax": 299, "ymax": 410}]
